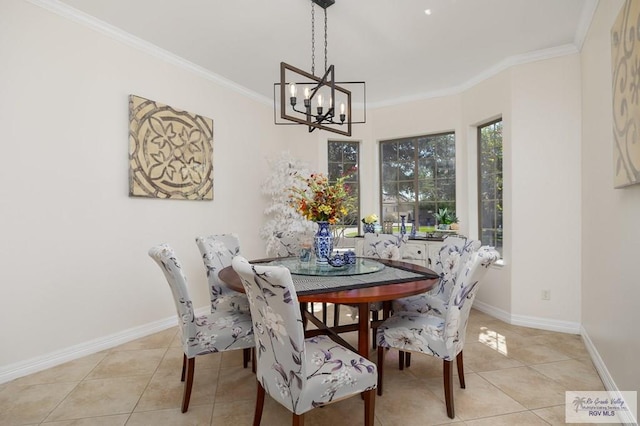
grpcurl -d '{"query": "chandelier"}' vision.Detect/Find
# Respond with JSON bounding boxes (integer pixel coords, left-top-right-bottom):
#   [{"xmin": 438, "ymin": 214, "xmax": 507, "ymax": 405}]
[{"xmin": 274, "ymin": 0, "xmax": 365, "ymax": 137}]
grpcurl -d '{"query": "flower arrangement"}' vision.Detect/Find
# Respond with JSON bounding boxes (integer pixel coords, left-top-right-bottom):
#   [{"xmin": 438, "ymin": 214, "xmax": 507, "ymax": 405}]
[
  {"xmin": 289, "ymin": 173, "xmax": 353, "ymax": 224},
  {"xmin": 361, "ymin": 213, "xmax": 378, "ymax": 224}
]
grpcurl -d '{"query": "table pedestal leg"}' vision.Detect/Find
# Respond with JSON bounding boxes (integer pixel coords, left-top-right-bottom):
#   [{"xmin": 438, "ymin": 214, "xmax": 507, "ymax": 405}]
[{"xmin": 358, "ymin": 302, "xmax": 370, "ymax": 357}]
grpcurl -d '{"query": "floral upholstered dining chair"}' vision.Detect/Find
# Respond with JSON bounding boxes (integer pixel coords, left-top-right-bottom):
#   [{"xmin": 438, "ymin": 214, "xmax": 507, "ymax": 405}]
[
  {"xmin": 271, "ymin": 230, "xmax": 302, "ymax": 258},
  {"xmin": 148, "ymin": 244, "xmax": 254, "ymax": 413},
  {"xmin": 391, "ymin": 236, "xmax": 481, "ymax": 316},
  {"xmin": 196, "ymin": 234, "xmax": 254, "ymax": 369},
  {"xmin": 232, "ymin": 256, "xmax": 377, "ymax": 426},
  {"xmin": 342, "ymin": 232, "xmax": 409, "ymax": 347},
  {"xmin": 362, "ymin": 232, "xmax": 408, "ymax": 260},
  {"xmin": 195, "ymin": 234, "xmax": 251, "ymax": 313},
  {"xmin": 376, "ymin": 246, "xmax": 500, "ymax": 419}
]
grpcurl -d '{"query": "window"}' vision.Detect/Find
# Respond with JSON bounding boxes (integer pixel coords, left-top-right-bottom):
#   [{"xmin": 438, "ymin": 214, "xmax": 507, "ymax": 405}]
[
  {"xmin": 328, "ymin": 140, "xmax": 360, "ymax": 234},
  {"xmin": 478, "ymin": 119, "xmax": 503, "ymax": 254},
  {"xmin": 380, "ymin": 133, "xmax": 455, "ymax": 231}
]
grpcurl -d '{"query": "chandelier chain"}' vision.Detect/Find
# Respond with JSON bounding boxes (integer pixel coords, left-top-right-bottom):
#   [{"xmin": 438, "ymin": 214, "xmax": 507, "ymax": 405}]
[
  {"xmin": 324, "ymin": 7, "xmax": 328, "ymax": 73},
  {"xmin": 277, "ymin": 0, "xmax": 364, "ymax": 136},
  {"xmin": 311, "ymin": 2, "xmax": 315, "ymax": 75}
]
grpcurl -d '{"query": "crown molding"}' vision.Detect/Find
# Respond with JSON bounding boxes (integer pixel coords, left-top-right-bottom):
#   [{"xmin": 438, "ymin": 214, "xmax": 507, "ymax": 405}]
[
  {"xmin": 28, "ymin": 0, "xmax": 592, "ymax": 112},
  {"xmin": 369, "ymin": 43, "xmax": 580, "ymax": 109},
  {"xmin": 574, "ymin": 0, "xmax": 600, "ymax": 51},
  {"xmin": 27, "ymin": 0, "xmax": 273, "ymax": 107}
]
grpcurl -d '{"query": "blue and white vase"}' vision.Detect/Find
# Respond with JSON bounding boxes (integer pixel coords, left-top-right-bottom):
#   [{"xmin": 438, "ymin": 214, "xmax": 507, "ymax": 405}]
[
  {"xmin": 314, "ymin": 221, "xmax": 333, "ymax": 265},
  {"xmin": 363, "ymin": 223, "xmax": 376, "ymax": 234}
]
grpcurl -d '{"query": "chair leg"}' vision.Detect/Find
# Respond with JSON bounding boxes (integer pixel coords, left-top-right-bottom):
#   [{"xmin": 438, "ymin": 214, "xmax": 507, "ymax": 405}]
[
  {"xmin": 300, "ymin": 302, "xmax": 308, "ymax": 329},
  {"xmin": 443, "ymin": 359, "xmax": 455, "ymax": 419},
  {"xmin": 181, "ymin": 353, "xmax": 187, "ymax": 382},
  {"xmin": 243, "ymin": 348, "xmax": 250, "ymax": 369},
  {"xmin": 363, "ymin": 388, "xmax": 375, "ymax": 426},
  {"xmin": 456, "ymin": 351, "xmax": 465, "ymax": 388},
  {"xmin": 406, "ymin": 352, "xmax": 411, "ymax": 367},
  {"xmin": 398, "ymin": 350, "xmax": 405, "ymax": 371},
  {"xmin": 251, "ymin": 347, "xmax": 257, "ymax": 374},
  {"xmin": 377, "ymin": 346, "xmax": 384, "ymax": 396},
  {"xmin": 333, "ymin": 303, "xmax": 340, "ymax": 327},
  {"xmin": 253, "ymin": 380, "xmax": 265, "ymax": 426},
  {"xmin": 181, "ymin": 357, "xmax": 195, "ymax": 413},
  {"xmin": 322, "ymin": 302, "xmax": 328, "ymax": 324},
  {"xmin": 371, "ymin": 310, "xmax": 379, "ymax": 349},
  {"xmin": 292, "ymin": 413, "xmax": 304, "ymax": 426}
]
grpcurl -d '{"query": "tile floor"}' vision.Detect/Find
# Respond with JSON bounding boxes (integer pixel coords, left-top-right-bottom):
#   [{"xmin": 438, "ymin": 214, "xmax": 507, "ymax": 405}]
[{"xmin": 0, "ymin": 308, "xmax": 606, "ymax": 425}]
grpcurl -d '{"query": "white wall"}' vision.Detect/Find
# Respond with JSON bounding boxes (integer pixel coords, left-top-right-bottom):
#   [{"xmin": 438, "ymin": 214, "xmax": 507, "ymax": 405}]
[
  {"xmin": 361, "ymin": 57, "xmax": 583, "ymax": 330},
  {"xmin": 580, "ymin": 0, "xmax": 640, "ymax": 394},
  {"xmin": 509, "ymin": 54, "xmax": 583, "ymax": 326},
  {"xmin": 461, "ymin": 72, "xmax": 512, "ymax": 316},
  {"xmin": 0, "ymin": 0, "xmax": 287, "ymax": 373}
]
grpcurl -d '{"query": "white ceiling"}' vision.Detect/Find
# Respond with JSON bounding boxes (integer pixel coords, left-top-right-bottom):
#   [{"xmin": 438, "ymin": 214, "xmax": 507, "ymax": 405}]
[{"xmin": 50, "ymin": 0, "xmax": 597, "ymax": 107}]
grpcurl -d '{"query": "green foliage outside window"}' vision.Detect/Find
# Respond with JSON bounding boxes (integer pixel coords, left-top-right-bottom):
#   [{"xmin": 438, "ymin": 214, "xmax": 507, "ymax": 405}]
[
  {"xmin": 380, "ymin": 133, "xmax": 456, "ymax": 230},
  {"xmin": 328, "ymin": 141, "xmax": 360, "ymax": 228},
  {"xmin": 478, "ymin": 120, "xmax": 503, "ymax": 254}
]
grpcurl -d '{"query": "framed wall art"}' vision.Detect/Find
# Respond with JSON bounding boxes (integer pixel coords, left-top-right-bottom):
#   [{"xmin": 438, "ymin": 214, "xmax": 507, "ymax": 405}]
[
  {"xmin": 128, "ymin": 94, "xmax": 214, "ymax": 200},
  {"xmin": 612, "ymin": 0, "xmax": 640, "ymax": 188}
]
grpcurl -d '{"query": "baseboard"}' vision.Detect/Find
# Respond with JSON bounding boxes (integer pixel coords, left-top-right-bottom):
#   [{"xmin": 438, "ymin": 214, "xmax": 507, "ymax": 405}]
[
  {"xmin": 472, "ymin": 299, "xmax": 512, "ymax": 323},
  {"xmin": 510, "ymin": 312, "xmax": 581, "ymax": 334},
  {"xmin": 473, "ymin": 300, "xmax": 581, "ymax": 334},
  {"xmin": 0, "ymin": 306, "xmax": 208, "ymax": 385},
  {"xmin": 581, "ymin": 327, "xmax": 638, "ymax": 426}
]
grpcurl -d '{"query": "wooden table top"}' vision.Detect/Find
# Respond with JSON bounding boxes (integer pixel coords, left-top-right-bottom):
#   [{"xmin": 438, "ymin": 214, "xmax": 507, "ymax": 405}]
[{"xmin": 219, "ymin": 258, "xmax": 439, "ymax": 305}]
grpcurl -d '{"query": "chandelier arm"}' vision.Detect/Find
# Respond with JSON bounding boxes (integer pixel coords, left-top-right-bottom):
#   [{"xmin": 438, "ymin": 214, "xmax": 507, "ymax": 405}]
[
  {"xmin": 288, "ymin": 104, "xmax": 340, "ymax": 126},
  {"xmin": 276, "ymin": 1, "xmax": 360, "ymax": 137}
]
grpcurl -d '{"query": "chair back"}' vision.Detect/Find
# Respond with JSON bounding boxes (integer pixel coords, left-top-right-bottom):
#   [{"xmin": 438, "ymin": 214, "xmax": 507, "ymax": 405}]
[
  {"xmin": 148, "ymin": 244, "xmax": 197, "ymax": 345},
  {"xmin": 195, "ymin": 234, "xmax": 241, "ymax": 309},
  {"xmin": 363, "ymin": 233, "xmax": 407, "ymax": 260},
  {"xmin": 431, "ymin": 236, "xmax": 481, "ymax": 300},
  {"xmin": 275, "ymin": 231, "xmax": 301, "ymax": 257},
  {"xmin": 231, "ymin": 256, "xmax": 307, "ymax": 413},
  {"xmin": 441, "ymin": 246, "xmax": 500, "ymax": 356}
]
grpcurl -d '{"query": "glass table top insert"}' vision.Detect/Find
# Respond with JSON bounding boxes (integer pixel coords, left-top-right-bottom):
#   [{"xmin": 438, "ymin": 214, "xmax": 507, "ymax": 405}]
[{"xmin": 266, "ymin": 257, "xmax": 385, "ymax": 277}]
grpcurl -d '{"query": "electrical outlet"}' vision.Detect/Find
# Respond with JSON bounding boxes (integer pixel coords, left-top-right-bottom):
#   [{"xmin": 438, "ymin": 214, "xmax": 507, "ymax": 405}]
[{"xmin": 541, "ymin": 290, "xmax": 551, "ymax": 301}]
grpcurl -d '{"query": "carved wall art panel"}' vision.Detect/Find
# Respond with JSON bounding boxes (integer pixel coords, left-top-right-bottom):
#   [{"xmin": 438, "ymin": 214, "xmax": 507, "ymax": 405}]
[
  {"xmin": 129, "ymin": 95, "xmax": 213, "ymax": 200},
  {"xmin": 612, "ymin": 0, "xmax": 640, "ymax": 188}
]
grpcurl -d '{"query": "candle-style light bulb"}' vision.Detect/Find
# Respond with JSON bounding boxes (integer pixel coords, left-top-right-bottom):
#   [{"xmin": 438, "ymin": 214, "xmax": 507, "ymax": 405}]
[
  {"xmin": 317, "ymin": 94, "xmax": 323, "ymax": 107},
  {"xmin": 339, "ymin": 102, "xmax": 346, "ymax": 123},
  {"xmin": 340, "ymin": 103, "xmax": 345, "ymax": 115},
  {"xmin": 288, "ymin": 83, "xmax": 297, "ymax": 107},
  {"xmin": 303, "ymin": 87, "xmax": 310, "ymax": 110}
]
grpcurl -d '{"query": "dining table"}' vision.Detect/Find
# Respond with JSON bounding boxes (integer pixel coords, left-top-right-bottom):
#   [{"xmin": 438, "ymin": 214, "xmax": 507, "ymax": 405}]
[{"xmin": 219, "ymin": 257, "xmax": 439, "ymax": 357}]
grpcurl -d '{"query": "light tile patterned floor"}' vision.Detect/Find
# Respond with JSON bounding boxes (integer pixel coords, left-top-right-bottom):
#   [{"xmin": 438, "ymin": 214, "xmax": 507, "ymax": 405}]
[{"xmin": 0, "ymin": 308, "xmax": 606, "ymax": 425}]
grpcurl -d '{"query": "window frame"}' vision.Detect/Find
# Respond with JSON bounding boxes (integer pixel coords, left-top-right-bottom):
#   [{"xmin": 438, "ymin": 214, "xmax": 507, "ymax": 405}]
[
  {"xmin": 378, "ymin": 132, "xmax": 456, "ymax": 233},
  {"xmin": 327, "ymin": 140, "xmax": 360, "ymax": 237},
  {"xmin": 477, "ymin": 118, "xmax": 503, "ymax": 254}
]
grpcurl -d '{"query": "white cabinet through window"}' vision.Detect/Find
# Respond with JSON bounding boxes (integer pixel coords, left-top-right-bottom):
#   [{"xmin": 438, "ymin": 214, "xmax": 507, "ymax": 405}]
[{"xmin": 354, "ymin": 238, "xmax": 443, "ymax": 270}]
